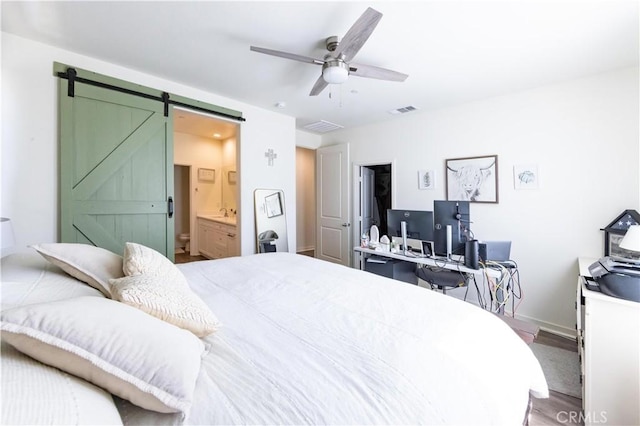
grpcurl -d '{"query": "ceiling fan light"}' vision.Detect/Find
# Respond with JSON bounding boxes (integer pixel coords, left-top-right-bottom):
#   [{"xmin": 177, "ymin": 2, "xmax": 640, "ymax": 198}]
[{"xmin": 322, "ymin": 61, "xmax": 349, "ymax": 84}]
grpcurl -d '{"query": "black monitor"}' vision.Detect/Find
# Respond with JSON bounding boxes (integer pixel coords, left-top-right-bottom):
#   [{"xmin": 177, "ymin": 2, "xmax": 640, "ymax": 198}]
[
  {"xmin": 433, "ymin": 201, "xmax": 471, "ymax": 256},
  {"xmin": 386, "ymin": 209, "xmax": 434, "ymax": 241}
]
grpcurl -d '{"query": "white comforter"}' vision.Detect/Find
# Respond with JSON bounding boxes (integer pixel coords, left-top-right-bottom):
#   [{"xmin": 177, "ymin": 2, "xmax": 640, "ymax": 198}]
[{"xmin": 121, "ymin": 252, "xmax": 547, "ymax": 425}]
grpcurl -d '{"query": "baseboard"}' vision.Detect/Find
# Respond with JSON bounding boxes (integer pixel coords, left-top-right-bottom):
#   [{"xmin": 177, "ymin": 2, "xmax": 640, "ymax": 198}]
[
  {"xmin": 505, "ymin": 311, "xmax": 576, "ymax": 339},
  {"xmin": 296, "ymin": 246, "xmax": 315, "ymax": 253}
]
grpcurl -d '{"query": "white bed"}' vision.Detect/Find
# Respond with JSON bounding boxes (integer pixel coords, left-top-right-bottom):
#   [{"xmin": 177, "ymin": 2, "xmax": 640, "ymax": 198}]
[{"xmin": 1, "ymin": 247, "xmax": 547, "ymax": 425}]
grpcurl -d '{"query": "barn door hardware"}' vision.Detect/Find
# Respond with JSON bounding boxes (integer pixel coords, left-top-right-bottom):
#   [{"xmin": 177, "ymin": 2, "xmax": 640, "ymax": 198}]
[{"xmin": 56, "ymin": 67, "xmax": 246, "ymax": 122}]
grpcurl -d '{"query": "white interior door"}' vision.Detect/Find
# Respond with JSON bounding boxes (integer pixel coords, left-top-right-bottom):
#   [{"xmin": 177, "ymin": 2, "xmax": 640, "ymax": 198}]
[{"xmin": 316, "ymin": 143, "xmax": 350, "ymax": 266}]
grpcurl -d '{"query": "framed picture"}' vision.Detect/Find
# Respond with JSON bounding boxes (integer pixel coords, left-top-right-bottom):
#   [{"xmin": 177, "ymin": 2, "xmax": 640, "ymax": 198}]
[
  {"xmin": 446, "ymin": 155, "xmax": 498, "ymax": 203},
  {"xmin": 228, "ymin": 170, "xmax": 237, "ymax": 184},
  {"xmin": 198, "ymin": 168, "xmax": 215, "ymax": 182},
  {"xmin": 418, "ymin": 169, "xmax": 435, "ymax": 190},
  {"xmin": 602, "ymin": 210, "xmax": 640, "ymax": 257},
  {"xmin": 265, "ymin": 192, "xmax": 283, "ymax": 218},
  {"xmin": 514, "ymin": 164, "xmax": 539, "ymax": 190}
]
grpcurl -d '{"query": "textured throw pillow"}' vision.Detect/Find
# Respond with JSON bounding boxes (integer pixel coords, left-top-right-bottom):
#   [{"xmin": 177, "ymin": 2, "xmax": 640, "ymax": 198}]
[
  {"xmin": 0, "ymin": 297, "xmax": 204, "ymax": 415},
  {"xmin": 109, "ymin": 242, "xmax": 219, "ymax": 337},
  {"xmin": 31, "ymin": 243, "xmax": 123, "ymax": 297}
]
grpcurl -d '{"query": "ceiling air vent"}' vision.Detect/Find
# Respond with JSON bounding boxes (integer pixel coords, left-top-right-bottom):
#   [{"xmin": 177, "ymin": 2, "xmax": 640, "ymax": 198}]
[
  {"xmin": 303, "ymin": 120, "xmax": 344, "ymax": 133},
  {"xmin": 388, "ymin": 105, "xmax": 418, "ymax": 115}
]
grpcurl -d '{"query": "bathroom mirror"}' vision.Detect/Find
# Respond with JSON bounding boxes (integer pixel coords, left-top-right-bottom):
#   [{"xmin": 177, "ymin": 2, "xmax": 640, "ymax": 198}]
[{"xmin": 254, "ymin": 189, "xmax": 288, "ymax": 253}]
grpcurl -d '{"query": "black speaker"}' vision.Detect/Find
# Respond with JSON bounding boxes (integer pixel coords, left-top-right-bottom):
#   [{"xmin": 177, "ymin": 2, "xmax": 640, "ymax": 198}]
[
  {"xmin": 465, "ymin": 240, "xmax": 479, "ymax": 269},
  {"xmin": 479, "ymin": 243, "xmax": 488, "ymax": 262}
]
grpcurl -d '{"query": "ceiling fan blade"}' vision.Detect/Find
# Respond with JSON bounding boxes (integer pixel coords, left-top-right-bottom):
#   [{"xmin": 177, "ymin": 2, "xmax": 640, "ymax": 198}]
[
  {"xmin": 250, "ymin": 46, "xmax": 324, "ymax": 65},
  {"xmin": 309, "ymin": 75, "xmax": 329, "ymax": 96},
  {"xmin": 333, "ymin": 7, "xmax": 382, "ymax": 63},
  {"xmin": 349, "ymin": 63, "xmax": 408, "ymax": 82}
]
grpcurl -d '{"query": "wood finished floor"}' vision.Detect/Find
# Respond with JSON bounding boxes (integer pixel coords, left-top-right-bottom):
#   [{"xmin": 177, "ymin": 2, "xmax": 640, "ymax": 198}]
[
  {"xmin": 175, "ymin": 252, "xmax": 207, "ymax": 264},
  {"xmin": 174, "ymin": 251, "xmax": 581, "ymax": 425},
  {"xmin": 529, "ymin": 330, "xmax": 582, "ymax": 426}
]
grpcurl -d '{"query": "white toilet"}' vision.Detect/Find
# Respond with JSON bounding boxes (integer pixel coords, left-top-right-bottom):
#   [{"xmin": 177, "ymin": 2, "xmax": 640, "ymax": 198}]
[{"xmin": 178, "ymin": 233, "xmax": 190, "ymax": 252}]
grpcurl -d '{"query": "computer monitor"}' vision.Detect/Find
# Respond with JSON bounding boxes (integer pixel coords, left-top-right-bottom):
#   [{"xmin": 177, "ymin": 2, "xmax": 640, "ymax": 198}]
[
  {"xmin": 433, "ymin": 201, "xmax": 471, "ymax": 256},
  {"xmin": 386, "ymin": 209, "xmax": 434, "ymax": 242}
]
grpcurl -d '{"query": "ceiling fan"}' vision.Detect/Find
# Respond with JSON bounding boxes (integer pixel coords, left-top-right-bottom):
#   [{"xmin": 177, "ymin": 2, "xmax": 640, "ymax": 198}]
[{"xmin": 250, "ymin": 7, "xmax": 408, "ymax": 96}]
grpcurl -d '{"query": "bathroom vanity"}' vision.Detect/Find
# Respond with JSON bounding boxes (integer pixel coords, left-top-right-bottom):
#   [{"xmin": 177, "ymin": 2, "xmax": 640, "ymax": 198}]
[{"xmin": 197, "ymin": 215, "xmax": 238, "ymax": 259}]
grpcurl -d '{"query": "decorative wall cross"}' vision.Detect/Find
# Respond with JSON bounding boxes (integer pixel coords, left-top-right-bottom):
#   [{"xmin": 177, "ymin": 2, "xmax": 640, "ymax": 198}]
[{"xmin": 265, "ymin": 148, "xmax": 278, "ymax": 166}]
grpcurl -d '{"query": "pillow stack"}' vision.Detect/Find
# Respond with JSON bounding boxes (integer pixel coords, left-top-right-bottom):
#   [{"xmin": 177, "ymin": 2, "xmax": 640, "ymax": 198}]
[{"xmin": 2, "ymin": 241, "xmax": 220, "ymax": 416}]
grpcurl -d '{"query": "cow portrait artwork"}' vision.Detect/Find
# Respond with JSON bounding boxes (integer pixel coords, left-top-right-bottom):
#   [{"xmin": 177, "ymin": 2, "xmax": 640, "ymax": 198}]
[{"xmin": 446, "ymin": 155, "xmax": 498, "ymax": 203}]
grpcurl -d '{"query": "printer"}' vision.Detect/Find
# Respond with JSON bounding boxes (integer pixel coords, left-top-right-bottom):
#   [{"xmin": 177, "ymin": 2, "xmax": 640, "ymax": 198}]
[{"xmin": 588, "ymin": 256, "xmax": 640, "ymax": 302}]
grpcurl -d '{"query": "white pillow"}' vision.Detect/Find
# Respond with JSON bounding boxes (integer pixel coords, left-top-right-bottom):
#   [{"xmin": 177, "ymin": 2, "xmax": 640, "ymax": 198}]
[
  {"xmin": 1, "ymin": 341, "xmax": 123, "ymax": 425},
  {"xmin": 31, "ymin": 243, "xmax": 123, "ymax": 297},
  {"xmin": 109, "ymin": 242, "xmax": 219, "ymax": 338},
  {"xmin": 0, "ymin": 297, "xmax": 204, "ymax": 415}
]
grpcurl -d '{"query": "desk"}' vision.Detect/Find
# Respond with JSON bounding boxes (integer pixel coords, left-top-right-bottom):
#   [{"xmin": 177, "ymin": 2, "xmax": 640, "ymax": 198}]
[
  {"xmin": 354, "ymin": 246, "xmax": 501, "ymax": 279},
  {"xmin": 355, "ymin": 246, "xmax": 508, "ymax": 312}
]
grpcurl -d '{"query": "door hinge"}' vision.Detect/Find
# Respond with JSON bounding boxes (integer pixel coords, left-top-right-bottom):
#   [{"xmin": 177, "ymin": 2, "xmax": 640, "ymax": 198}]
[{"xmin": 168, "ymin": 196, "xmax": 174, "ymax": 218}]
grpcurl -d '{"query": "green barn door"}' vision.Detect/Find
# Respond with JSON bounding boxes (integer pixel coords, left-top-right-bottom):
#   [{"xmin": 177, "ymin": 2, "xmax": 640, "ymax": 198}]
[{"xmin": 59, "ymin": 78, "xmax": 174, "ymax": 259}]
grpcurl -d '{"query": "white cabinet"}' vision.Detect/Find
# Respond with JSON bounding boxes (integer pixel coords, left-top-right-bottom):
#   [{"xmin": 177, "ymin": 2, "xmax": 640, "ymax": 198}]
[
  {"xmin": 577, "ymin": 259, "xmax": 640, "ymax": 426},
  {"xmin": 197, "ymin": 218, "xmax": 237, "ymax": 259}
]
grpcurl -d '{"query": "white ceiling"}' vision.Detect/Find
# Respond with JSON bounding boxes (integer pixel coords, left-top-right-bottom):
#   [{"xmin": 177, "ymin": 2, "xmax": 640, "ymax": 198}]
[
  {"xmin": 174, "ymin": 108, "xmax": 239, "ymax": 140},
  {"xmin": 2, "ymin": 1, "xmax": 638, "ymax": 134}
]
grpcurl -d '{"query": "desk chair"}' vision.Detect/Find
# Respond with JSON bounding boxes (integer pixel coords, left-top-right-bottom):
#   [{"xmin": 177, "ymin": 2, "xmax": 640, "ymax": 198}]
[
  {"xmin": 416, "ymin": 266, "xmax": 467, "ymax": 294},
  {"xmin": 258, "ymin": 230, "xmax": 279, "ymax": 253}
]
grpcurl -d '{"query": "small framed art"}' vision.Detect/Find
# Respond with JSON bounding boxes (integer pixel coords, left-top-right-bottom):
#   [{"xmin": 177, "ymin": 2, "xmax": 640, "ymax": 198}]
[
  {"xmin": 418, "ymin": 170, "xmax": 435, "ymax": 190},
  {"xmin": 198, "ymin": 168, "xmax": 215, "ymax": 182},
  {"xmin": 514, "ymin": 164, "xmax": 539, "ymax": 190}
]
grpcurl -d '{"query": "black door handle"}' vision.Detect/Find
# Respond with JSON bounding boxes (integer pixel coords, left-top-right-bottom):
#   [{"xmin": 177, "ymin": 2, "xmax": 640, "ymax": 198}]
[{"xmin": 168, "ymin": 196, "xmax": 174, "ymax": 218}]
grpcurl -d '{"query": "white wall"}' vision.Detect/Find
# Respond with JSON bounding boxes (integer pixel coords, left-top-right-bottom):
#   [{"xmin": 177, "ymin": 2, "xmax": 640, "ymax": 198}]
[
  {"xmin": 322, "ymin": 67, "xmax": 640, "ymax": 335},
  {"xmin": 174, "ymin": 132, "xmax": 223, "ymax": 216},
  {"xmin": 1, "ymin": 33, "xmax": 297, "ymax": 256}
]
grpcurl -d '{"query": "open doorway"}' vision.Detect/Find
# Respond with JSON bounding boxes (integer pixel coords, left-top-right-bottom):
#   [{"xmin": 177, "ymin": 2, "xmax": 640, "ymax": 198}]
[
  {"xmin": 296, "ymin": 147, "xmax": 316, "ymax": 257},
  {"xmin": 353, "ymin": 162, "xmax": 393, "ymax": 267},
  {"xmin": 174, "ymin": 165, "xmax": 191, "ymax": 254},
  {"xmin": 173, "ymin": 108, "xmax": 239, "ymax": 261},
  {"xmin": 361, "ymin": 164, "xmax": 392, "ymax": 235}
]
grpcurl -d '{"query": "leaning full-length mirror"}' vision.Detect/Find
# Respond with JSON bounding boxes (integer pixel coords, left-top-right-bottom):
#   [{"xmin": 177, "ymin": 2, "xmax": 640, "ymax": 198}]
[{"xmin": 254, "ymin": 189, "xmax": 288, "ymax": 253}]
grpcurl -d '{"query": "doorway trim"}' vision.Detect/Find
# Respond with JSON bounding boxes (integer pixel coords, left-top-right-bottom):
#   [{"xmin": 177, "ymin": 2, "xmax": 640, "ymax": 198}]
[{"xmin": 351, "ymin": 159, "xmax": 396, "ymax": 269}]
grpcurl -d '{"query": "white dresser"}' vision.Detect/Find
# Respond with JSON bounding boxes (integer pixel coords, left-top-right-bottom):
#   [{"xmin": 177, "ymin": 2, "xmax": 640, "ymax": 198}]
[
  {"xmin": 197, "ymin": 216, "xmax": 238, "ymax": 259},
  {"xmin": 576, "ymin": 258, "xmax": 640, "ymax": 426}
]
